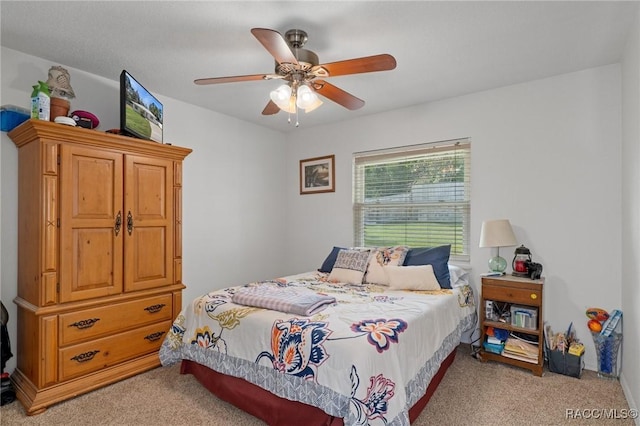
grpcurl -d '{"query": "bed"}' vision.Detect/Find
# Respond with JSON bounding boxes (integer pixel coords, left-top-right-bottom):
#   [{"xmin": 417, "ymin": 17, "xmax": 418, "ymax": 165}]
[{"xmin": 159, "ymin": 246, "xmax": 475, "ymax": 425}]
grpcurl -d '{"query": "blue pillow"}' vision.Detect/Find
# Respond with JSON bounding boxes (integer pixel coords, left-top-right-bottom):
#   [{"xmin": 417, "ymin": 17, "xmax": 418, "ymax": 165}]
[
  {"xmin": 403, "ymin": 245, "xmax": 452, "ymax": 288},
  {"xmin": 318, "ymin": 246, "xmax": 346, "ymax": 273}
]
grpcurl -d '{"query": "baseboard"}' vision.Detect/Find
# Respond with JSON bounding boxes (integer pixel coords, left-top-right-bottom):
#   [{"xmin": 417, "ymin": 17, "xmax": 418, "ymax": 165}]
[{"xmin": 620, "ymin": 373, "xmax": 639, "ymax": 426}]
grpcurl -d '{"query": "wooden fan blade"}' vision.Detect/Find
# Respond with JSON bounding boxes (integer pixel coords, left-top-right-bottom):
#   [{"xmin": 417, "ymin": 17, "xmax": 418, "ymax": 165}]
[
  {"xmin": 251, "ymin": 28, "xmax": 299, "ymax": 65},
  {"xmin": 194, "ymin": 74, "xmax": 268, "ymax": 85},
  {"xmin": 317, "ymin": 54, "xmax": 396, "ymax": 77},
  {"xmin": 262, "ymin": 100, "xmax": 280, "ymax": 115},
  {"xmin": 312, "ymin": 80, "xmax": 365, "ymax": 110}
]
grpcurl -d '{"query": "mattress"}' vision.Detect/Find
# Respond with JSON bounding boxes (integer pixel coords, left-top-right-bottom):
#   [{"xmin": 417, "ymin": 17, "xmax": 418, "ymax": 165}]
[{"xmin": 160, "ymin": 271, "xmax": 475, "ymax": 425}]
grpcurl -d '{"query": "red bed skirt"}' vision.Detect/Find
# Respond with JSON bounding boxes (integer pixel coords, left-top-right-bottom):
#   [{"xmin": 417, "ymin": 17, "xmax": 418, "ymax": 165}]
[{"xmin": 180, "ymin": 346, "xmax": 458, "ymax": 425}]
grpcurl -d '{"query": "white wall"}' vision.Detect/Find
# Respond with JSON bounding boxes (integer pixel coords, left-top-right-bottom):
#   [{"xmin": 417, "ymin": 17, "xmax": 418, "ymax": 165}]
[
  {"xmin": 0, "ymin": 47, "xmax": 289, "ymax": 374},
  {"xmin": 283, "ymin": 65, "xmax": 623, "ymax": 372},
  {"xmin": 1, "ymin": 43, "xmax": 636, "ymax": 402},
  {"xmin": 621, "ymin": 7, "xmax": 640, "ymax": 418}
]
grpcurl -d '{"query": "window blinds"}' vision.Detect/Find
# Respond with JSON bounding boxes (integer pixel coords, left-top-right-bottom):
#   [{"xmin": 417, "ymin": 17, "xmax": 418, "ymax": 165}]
[{"xmin": 353, "ymin": 139, "xmax": 471, "ymax": 261}]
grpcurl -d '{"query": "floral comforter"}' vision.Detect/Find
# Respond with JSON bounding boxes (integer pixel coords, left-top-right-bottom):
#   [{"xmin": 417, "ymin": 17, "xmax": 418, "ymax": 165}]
[{"xmin": 159, "ymin": 271, "xmax": 475, "ymax": 426}]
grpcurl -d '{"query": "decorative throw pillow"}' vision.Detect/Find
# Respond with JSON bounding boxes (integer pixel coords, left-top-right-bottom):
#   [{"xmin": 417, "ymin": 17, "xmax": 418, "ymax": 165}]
[
  {"xmin": 403, "ymin": 245, "xmax": 452, "ymax": 288},
  {"xmin": 328, "ymin": 249, "xmax": 371, "ymax": 284},
  {"xmin": 362, "ymin": 246, "xmax": 409, "ymax": 285},
  {"xmin": 318, "ymin": 246, "xmax": 346, "ymax": 273},
  {"xmin": 448, "ymin": 264, "xmax": 469, "ymax": 288},
  {"xmin": 384, "ymin": 264, "xmax": 441, "ymax": 291}
]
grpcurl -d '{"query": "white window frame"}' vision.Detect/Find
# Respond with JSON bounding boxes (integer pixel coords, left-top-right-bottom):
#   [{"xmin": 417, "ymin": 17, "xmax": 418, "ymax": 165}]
[{"xmin": 353, "ymin": 138, "xmax": 471, "ymax": 262}]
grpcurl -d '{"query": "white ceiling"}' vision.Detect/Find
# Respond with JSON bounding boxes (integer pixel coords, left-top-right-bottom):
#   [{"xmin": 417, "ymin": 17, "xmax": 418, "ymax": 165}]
[{"xmin": 1, "ymin": 1, "xmax": 637, "ymax": 133}]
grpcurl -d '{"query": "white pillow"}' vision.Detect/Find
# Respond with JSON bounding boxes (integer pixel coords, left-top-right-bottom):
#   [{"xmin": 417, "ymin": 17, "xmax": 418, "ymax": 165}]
[
  {"xmin": 384, "ymin": 264, "xmax": 441, "ymax": 291},
  {"xmin": 448, "ymin": 264, "xmax": 469, "ymax": 288},
  {"xmin": 363, "ymin": 246, "xmax": 409, "ymax": 285},
  {"xmin": 328, "ymin": 249, "xmax": 371, "ymax": 284}
]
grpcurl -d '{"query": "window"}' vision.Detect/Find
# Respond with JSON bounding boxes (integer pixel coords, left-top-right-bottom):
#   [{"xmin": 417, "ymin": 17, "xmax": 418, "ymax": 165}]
[{"xmin": 353, "ymin": 139, "xmax": 471, "ymax": 262}]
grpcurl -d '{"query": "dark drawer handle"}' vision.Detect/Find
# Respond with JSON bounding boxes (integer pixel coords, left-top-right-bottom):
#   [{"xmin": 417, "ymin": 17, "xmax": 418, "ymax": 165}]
[
  {"xmin": 144, "ymin": 331, "xmax": 165, "ymax": 342},
  {"xmin": 71, "ymin": 350, "xmax": 100, "ymax": 363},
  {"xmin": 127, "ymin": 211, "xmax": 134, "ymax": 235},
  {"xmin": 114, "ymin": 210, "xmax": 122, "ymax": 236},
  {"xmin": 144, "ymin": 304, "xmax": 166, "ymax": 314},
  {"xmin": 69, "ymin": 318, "xmax": 100, "ymax": 329}
]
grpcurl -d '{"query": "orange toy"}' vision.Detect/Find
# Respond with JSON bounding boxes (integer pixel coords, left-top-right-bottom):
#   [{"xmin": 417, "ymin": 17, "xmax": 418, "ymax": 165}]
[{"xmin": 587, "ymin": 319, "xmax": 602, "ymax": 332}]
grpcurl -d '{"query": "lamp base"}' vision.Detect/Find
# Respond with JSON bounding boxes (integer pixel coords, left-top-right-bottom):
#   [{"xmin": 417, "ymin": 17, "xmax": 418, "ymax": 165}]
[{"xmin": 488, "ymin": 256, "xmax": 507, "ymax": 273}]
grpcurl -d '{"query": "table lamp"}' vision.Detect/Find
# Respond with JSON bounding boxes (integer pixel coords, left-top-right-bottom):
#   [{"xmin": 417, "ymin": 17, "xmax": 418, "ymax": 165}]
[{"xmin": 479, "ymin": 219, "xmax": 517, "ymax": 273}]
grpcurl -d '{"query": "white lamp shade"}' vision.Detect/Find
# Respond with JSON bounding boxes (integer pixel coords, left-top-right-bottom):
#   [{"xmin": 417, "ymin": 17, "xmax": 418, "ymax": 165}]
[{"xmin": 479, "ymin": 219, "xmax": 517, "ymax": 248}]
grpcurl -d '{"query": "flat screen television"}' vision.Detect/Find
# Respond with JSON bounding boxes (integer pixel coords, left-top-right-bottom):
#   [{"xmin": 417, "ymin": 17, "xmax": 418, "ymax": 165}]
[{"xmin": 120, "ymin": 70, "xmax": 163, "ymax": 143}]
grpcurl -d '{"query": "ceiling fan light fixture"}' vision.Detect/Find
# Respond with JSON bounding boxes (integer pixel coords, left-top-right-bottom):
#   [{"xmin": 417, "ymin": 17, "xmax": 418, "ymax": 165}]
[
  {"xmin": 285, "ymin": 94, "xmax": 297, "ymax": 114},
  {"xmin": 303, "ymin": 98, "xmax": 323, "ymax": 113},
  {"xmin": 296, "ymin": 84, "xmax": 322, "ymax": 112},
  {"xmin": 270, "ymin": 84, "xmax": 293, "ymax": 111}
]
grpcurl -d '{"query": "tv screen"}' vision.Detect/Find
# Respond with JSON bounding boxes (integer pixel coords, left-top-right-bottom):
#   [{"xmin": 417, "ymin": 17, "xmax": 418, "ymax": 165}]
[{"xmin": 120, "ymin": 70, "xmax": 163, "ymax": 143}]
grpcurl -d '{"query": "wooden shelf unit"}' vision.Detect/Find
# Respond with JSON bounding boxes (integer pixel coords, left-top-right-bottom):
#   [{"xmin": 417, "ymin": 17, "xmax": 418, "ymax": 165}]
[{"xmin": 479, "ymin": 275, "xmax": 545, "ymax": 376}]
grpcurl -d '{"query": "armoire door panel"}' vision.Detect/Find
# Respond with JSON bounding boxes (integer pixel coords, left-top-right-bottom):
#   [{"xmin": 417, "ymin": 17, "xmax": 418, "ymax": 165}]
[
  {"xmin": 132, "ymin": 227, "xmax": 167, "ymax": 282},
  {"xmin": 72, "ymin": 228, "xmax": 119, "ymax": 292},
  {"xmin": 124, "ymin": 155, "xmax": 174, "ymax": 292},
  {"xmin": 71, "ymin": 154, "xmax": 119, "ymax": 219},
  {"xmin": 131, "ymin": 164, "xmax": 167, "ymax": 219},
  {"xmin": 60, "ymin": 146, "xmax": 124, "ymax": 302}
]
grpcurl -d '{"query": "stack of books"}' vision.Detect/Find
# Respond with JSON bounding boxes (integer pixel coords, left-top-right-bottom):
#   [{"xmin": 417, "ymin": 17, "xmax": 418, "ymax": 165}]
[
  {"xmin": 502, "ymin": 337, "xmax": 538, "ymax": 364},
  {"xmin": 483, "ymin": 334, "xmax": 505, "ymax": 354}
]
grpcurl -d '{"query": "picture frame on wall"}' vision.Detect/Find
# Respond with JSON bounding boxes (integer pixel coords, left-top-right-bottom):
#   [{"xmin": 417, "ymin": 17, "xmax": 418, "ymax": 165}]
[{"xmin": 300, "ymin": 154, "xmax": 335, "ymax": 194}]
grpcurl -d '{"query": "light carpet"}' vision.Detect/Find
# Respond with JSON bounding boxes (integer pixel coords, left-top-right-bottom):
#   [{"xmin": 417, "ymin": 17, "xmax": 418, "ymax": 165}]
[{"xmin": 0, "ymin": 345, "xmax": 633, "ymax": 425}]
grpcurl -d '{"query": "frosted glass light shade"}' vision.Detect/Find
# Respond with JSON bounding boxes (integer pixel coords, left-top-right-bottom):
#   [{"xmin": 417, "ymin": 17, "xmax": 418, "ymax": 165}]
[
  {"xmin": 270, "ymin": 83, "xmax": 323, "ymax": 114},
  {"xmin": 296, "ymin": 85, "xmax": 322, "ymax": 112},
  {"xmin": 302, "ymin": 97, "xmax": 323, "ymax": 113},
  {"xmin": 270, "ymin": 84, "xmax": 295, "ymax": 113}
]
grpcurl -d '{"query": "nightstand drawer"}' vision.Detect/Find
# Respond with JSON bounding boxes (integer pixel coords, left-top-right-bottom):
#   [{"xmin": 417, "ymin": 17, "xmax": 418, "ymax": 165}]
[{"xmin": 482, "ymin": 284, "xmax": 542, "ymax": 306}]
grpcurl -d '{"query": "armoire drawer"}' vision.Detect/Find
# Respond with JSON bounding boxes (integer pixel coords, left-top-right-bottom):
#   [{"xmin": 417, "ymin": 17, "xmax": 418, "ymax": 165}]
[
  {"xmin": 59, "ymin": 294, "xmax": 173, "ymax": 346},
  {"xmin": 59, "ymin": 320, "xmax": 172, "ymax": 382}
]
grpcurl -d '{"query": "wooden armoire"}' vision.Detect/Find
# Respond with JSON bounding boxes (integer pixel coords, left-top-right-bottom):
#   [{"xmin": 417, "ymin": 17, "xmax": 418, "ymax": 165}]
[{"xmin": 8, "ymin": 120, "xmax": 191, "ymax": 414}]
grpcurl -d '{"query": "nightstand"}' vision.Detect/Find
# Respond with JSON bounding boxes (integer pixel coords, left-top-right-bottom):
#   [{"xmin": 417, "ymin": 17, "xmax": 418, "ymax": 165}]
[{"xmin": 479, "ymin": 275, "xmax": 544, "ymax": 376}]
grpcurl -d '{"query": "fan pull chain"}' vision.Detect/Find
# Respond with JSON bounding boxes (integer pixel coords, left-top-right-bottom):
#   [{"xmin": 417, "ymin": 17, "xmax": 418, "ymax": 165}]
[{"xmin": 286, "ymin": 106, "xmax": 300, "ymax": 127}]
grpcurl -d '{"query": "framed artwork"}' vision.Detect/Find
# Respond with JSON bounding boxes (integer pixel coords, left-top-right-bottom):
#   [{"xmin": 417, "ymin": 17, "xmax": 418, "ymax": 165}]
[{"xmin": 300, "ymin": 154, "xmax": 335, "ymax": 194}]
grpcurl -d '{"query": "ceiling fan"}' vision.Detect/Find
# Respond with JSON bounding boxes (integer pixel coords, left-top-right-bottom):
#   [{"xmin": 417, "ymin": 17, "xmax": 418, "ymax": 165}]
[{"xmin": 194, "ymin": 28, "xmax": 397, "ymax": 124}]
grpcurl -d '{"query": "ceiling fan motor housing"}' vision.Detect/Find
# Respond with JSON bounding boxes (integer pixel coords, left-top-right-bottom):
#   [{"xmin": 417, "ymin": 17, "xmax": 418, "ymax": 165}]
[
  {"xmin": 276, "ymin": 48, "xmax": 319, "ymax": 75},
  {"xmin": 275, "ymin": 30, "xmax": 320, "ymax": 77},
  {"xmin": 285, "ymin": 29, "xmax": 308, "ymax": 48}
]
